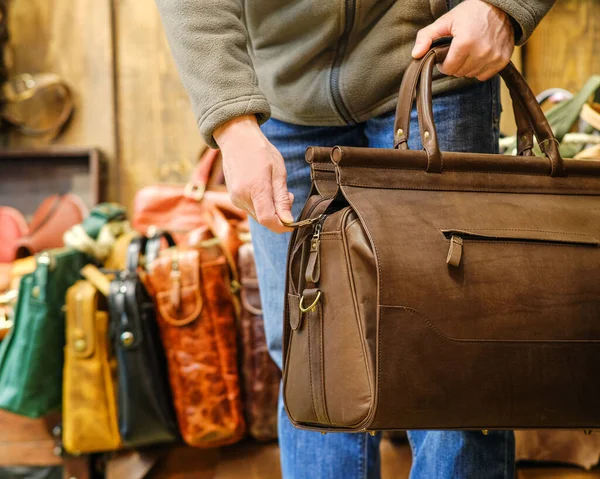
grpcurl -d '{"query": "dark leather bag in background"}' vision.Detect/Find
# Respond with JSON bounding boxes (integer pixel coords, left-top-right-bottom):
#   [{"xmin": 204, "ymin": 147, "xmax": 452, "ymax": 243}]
[
  {"xmin": 238, "ymin": 239, "xmax": 280, "ymax": 441},
  {"xmin": 108, "ymin": 234, "xmax": 179, "ymax": 447},
  {"xmin": 284, "ymin": 44, "xmax": 600, "ymax": 433}
]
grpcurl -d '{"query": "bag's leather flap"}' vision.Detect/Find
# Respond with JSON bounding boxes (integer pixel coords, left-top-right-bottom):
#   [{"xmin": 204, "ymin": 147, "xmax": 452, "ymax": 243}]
[
  {"xmin": 66, "ymin": 280, "xmax": 99, "ymax": 358},
  {"xmin": 149, "ymin": 249, "xmax": 203, "ymax": 327},
  {"xmin": 108, "ymin": 275, "xmax": 144, "ymax": 350}
]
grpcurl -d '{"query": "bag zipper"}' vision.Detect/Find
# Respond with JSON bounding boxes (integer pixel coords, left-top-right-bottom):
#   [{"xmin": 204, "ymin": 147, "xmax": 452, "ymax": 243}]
[
  {"xmin": 305, "ymin": 215, "xmax": 326, "ymax": 284},
  {"xmin": 330, "ymin": 0, "xmax": 356, "ymax": 123},
  {"xmin": 442, "ymin": 230, "xmax": 600, "ymax": 267}
]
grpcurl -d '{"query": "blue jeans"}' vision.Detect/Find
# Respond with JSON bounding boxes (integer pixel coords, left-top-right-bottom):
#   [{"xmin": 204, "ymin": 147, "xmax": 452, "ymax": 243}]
[{"xmin": 249, "ymin": 78, "xmax": 515, "ymax": 479}]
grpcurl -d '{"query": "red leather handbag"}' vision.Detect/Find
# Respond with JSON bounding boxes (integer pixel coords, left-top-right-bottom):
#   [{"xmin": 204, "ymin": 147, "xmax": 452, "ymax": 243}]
[
  {"xmin": 0, "ymin": 206, "xmax": 28, "ymax": 263},
  {"xmin": 133, "ymin": 148, "xmax": 245, "ymax": 243},
  {"xmin": 14, "ymin": 193, "xmax": 89, "ymax": 258}
]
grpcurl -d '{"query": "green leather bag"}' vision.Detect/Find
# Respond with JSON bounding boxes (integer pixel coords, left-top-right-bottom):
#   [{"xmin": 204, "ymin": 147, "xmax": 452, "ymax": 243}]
[
  {"xmin": 0, "ymin": 203, "xmax": 127, "ymax": 418},
  {"xmin": 0, "ymin": 249, "xmax": 91, "ymax": 417}
]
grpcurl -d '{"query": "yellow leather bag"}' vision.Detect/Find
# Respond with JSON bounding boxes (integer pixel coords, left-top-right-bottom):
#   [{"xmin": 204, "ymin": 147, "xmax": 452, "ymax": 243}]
[{"xmin": 62, "ymin": 277, "xmax": 120, "ymax": 454}]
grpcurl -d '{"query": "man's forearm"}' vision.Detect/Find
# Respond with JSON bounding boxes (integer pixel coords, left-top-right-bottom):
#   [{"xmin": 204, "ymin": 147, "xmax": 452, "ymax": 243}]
[{"xmin": 155, "ymin": 0, "xmax": 270, "ymax": 147}]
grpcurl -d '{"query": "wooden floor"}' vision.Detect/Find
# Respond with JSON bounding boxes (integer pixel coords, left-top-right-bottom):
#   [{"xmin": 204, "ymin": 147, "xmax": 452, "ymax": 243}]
[{"xmin": 157, "ymin": 439, "xmax": 600, "ymax": 479}]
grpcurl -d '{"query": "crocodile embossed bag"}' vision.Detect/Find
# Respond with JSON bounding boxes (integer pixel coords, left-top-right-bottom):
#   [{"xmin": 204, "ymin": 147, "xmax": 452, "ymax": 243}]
[{"xmin": 147, "ymin": 225, "xmax": 245, "ymax": 447}]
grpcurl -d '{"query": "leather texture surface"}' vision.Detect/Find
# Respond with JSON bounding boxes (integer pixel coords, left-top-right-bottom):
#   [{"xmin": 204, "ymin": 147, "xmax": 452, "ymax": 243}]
[
  {"xmin": 284, "ymin": 44, "xmax": 600, "ymax": 432},
  {"xmin": 0, "ymin": 248, "xmax": 91, "ymax": 417},
  {"xmin": 108, "ymin": 235, "xmax": 179, "ymax": 447},
  {"xmin": 147, "ymin": 236, "xmax": 245, "ymax": 447},
  {"xmin": 63, "ymin": 280, "xmax": 120, "ymax": 454},
  {"xmin": 238, "ymin": 241, "xmax": 280, "ymax": 441}
]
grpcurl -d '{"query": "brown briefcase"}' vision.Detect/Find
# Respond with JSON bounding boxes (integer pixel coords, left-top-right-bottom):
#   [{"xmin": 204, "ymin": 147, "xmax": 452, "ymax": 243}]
[{"xmin": 283, "ymin": 44, "xmax": 600, "ymax": 434}]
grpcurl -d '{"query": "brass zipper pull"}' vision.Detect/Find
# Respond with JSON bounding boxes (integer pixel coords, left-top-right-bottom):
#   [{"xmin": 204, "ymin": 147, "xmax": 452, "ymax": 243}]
[
  {"xmin": 446, "ymin": 235, "xmax": 463, "ymax": 267},
  {"xmin": 305, "ymin": 217, "xmax": 325, "ymax": 283}
]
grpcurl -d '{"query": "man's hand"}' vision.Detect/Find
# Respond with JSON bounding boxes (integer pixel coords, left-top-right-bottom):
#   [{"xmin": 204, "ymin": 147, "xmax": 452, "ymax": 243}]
[
  {"xmin": 214, "ymin": 115, "xmax": 294, "ymax": 234},
  {"xmin": 411, "ymin": 0, "xmax": 515, "ymax": 81}
]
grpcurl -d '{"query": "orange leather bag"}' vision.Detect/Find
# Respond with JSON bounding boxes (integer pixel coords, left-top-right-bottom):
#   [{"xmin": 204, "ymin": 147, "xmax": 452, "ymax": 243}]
[
  {"xmin": 133, "ymin": 148, "xmax": 245, "ymax": 243},
  {"xmin": 147, "ymin": 224, "xmax": 246, "ymax": 448}
]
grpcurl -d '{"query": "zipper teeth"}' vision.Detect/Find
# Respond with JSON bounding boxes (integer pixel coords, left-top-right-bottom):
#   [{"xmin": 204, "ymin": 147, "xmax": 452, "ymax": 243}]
[{"xmin": 330, "ymin": 0, "xmax": 356, "ymax": 123}]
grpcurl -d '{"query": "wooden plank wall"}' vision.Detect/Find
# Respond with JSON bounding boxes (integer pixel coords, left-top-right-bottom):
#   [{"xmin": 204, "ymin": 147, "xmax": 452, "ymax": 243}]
[
  {"xmin": 7, "ymin": 0, "xmax": 118, "ymax": 200},
  {"xmin": 4, "ymin": 0, "xmax": 598, "ymax": 205},
  {"xmin": 525, "ymin": 0, "xmax": 600, "ymax": 96},
  {"xmin": 115, "ymin": 0, "xmax": 205, "ymax": 210},
  {"xmin": 5, "ymin": 0, "xmax": 203, "ymax": 209}
]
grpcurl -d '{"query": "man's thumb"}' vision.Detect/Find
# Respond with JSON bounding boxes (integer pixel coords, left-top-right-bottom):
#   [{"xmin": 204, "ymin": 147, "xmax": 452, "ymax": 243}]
[{"xmin": 411, "ymin": 15, "xmax": 452, "ymax": 58}]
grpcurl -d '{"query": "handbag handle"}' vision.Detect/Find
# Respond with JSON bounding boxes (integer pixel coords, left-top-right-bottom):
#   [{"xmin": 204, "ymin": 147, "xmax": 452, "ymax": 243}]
[
  {"xmin": 393, "ymin": 41, "xmax": 534, "ymax": 157},
  {"xmin": 184, "ymin": 148, "xmax": 222, "ymax": 201},
  {"xmin": 145, "ymin": 230, "xmax": 176, "ymax": 270},
  {"xmin": 394, "ymin": 43, "xmax": 566, "ymax": 177}
]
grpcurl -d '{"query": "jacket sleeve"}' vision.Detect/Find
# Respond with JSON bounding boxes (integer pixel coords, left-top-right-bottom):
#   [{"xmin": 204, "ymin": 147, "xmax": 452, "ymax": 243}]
[
  {"xmin": 155, "ymin": 0, "xmax": 271, "ymax": 147},
  {"xmin": 482, "ymin": 0, "xmax": 556, "ymax": 45}
]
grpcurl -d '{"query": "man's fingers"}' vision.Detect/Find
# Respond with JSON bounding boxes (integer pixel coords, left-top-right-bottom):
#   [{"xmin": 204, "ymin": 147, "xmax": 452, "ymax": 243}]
[
  {"xmin": 412, "ymin": 15, "xmax": 452, "ymax": 59},
  {"xmin": 251, "ymin": 181, "xmax": 289, "ymax": 234},
  {"xmin": 272, "ymin": 168, "xmax": 294, "ymax": 225},
  {"xmin": 439, "ymin": 39, "xmax": 470, "ymax": 76}
]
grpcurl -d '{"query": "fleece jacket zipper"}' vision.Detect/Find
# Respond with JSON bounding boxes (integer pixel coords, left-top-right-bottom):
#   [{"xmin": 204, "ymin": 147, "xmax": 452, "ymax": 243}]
[{"xmin": 330, "ymin": 0, "xmax": 357, "ymax": 124}]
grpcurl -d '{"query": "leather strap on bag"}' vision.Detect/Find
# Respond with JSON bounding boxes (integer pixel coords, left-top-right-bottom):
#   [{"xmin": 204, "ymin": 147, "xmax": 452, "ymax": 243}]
[
  {"xmin": 81, "ymin": 264, "xmax": 111, "ymax": 297},
  {"xmin": 395, "ymin": 40, "xmax": 567, "ymax": 177},
  {"xmin": 394, "ymin": 40, "xmax": 545, "ymax": 162},
  {"xmin": 184, "ymin": 148, "xmax": 222, "ymax": 201}
]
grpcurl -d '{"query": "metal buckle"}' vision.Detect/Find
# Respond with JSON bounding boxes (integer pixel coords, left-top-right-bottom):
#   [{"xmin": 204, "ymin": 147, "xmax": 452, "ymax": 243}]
[
  {"xmin": 183, "ymin": 182, "xmax": 206, "ymax": 201},
  {"xmin": 299, "ymin": 290, "xmax": 322, "ymax": 313}
]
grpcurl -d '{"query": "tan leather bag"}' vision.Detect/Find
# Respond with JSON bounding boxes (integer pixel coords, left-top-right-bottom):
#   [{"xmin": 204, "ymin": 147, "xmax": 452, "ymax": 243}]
[
  {"xmin": 63, "ymin": 277, "xmax": 120, "ymax": 454},
  {"xmin": 147, "ymin": 226, "xmax": 245, "ymax": 447},
  {"xmin": 284, "ymin": 44, "xmax": 600, "ymax": 433},
  {"xmin": 133, "ymin": 149, "xmax": 245, "ymax": 243}
]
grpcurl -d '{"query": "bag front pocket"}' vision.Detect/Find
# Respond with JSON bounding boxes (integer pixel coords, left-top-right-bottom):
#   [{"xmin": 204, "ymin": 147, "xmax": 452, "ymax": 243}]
[{"xmin": 441, "ymin": 228, "xmax": 600, "ymax": 267}]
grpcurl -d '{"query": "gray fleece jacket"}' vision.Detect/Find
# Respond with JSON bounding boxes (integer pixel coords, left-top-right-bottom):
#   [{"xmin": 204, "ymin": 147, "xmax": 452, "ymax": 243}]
[{"xmin": 155, "ymin": 0, "xmax": 555, "ymax": 147}]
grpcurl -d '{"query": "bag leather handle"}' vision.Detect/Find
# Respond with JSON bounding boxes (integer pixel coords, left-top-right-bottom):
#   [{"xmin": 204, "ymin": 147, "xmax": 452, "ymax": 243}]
[
  {"xmin": 393, "ymin": 41, "xmax": 534, "ymax": 158},
  {"xmin": 185, "ymin": 148, "xmax": 222, "ymax": 200},
  {"xmin": 145, "ymin": 230, "xmax": 176, "ymax": 270},
  {"xmin": 395, "ymin": 42, "xmax": 566, "ymax": 177}
]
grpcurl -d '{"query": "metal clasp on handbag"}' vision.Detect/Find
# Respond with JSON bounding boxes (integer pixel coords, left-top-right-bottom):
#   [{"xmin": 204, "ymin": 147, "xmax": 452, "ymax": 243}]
[{"xmin": 282, "ymin": 214, "xmax": 325, "ymax": 229}]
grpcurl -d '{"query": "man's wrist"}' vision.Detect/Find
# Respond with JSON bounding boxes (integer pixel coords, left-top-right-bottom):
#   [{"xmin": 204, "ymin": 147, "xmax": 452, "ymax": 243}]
[{"xmin": 214, "ymin": 115, "xmax": 262, "ymax": 149}]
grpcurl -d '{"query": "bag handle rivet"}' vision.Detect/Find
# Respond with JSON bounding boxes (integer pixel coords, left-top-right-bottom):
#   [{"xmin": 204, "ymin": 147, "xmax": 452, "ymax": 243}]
[
  {"xmin": 119, "ymin": 285, "xmax": 127, "ymax": 294},
  {"xmin": 32, "ymin": 285, "xmax": 40, "ymax": 298},
  {"xmin": 482, "ymin": 429, "xmax": 489, "ymax": 435},
  {"xmin": 73, "ymin": 339, "xmax": 87, "ymax": 352},
  {"xmin": 120, "ymin": 331, "xmax": 134, "ymax": 346}
]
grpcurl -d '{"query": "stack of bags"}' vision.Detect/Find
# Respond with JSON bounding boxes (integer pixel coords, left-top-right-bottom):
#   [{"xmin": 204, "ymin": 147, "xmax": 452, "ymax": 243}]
[{"xmin": 0, "ymin": 148, "xmax": 281, "ymax": 457}]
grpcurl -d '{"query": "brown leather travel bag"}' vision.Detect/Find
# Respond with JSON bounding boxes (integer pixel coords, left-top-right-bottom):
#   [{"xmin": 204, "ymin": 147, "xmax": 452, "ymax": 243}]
[
  {"xmin": 147, "ymin": 226, "xmax": 245, "ymax": 447},
  {"xmin": 283, "ymin": 44, "xmax": 600, "ymax": 433}
]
